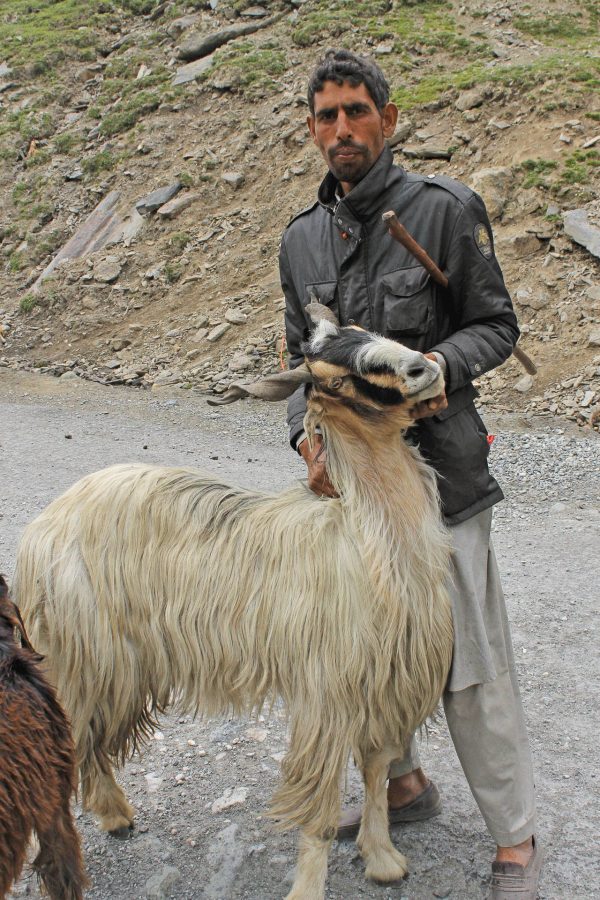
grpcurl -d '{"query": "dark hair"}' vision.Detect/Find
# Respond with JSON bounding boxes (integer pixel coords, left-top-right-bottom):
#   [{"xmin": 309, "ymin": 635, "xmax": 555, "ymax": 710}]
[{"xmin": 307, "ymin": 49, "xmax": 390, "ymax": 115}]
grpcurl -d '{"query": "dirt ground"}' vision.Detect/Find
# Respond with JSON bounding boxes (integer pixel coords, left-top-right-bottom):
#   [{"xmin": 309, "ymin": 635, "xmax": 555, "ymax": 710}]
[{"xmin": 1, "ymin": 370, "xmax": 599, "ymax": 900}]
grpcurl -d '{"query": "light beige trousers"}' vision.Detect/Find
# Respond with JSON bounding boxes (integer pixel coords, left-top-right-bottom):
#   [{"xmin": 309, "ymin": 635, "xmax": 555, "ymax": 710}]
[{"xmin": 388, "ymin": 509, "xmax": 537, "ymax": 847}]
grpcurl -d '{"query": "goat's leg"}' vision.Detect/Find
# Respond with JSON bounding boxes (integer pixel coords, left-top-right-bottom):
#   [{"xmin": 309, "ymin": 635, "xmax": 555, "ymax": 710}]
[
  {"xmin": 80, "ymin": 752, "xmax": 135, "ymax": 835},
  {"xmin": 285, "ymin": 827, "xmax": 335, "ymax": 900},
  {"xmin": 34, "ymin": 801, "xmax": 87, "ymax": 900},
  {"xmin": 357, "ymin": 745, "xmax": 408, "ymax": 883}
]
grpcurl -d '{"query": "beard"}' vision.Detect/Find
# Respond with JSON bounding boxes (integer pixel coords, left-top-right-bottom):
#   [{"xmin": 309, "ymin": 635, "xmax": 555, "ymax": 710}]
[{"xmin": 326, "ymin": 140, "xmax": 374, "ymax": 186}]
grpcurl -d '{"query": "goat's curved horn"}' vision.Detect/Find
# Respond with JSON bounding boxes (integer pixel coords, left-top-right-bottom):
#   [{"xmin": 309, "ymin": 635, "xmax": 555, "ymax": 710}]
[
  {"xmin": 207, "ymin": 363, "xmax": 313, "ymax": 406},
  {"xmin": 306, "ymin": 298, "xmax": 340, "ymax": 328}
]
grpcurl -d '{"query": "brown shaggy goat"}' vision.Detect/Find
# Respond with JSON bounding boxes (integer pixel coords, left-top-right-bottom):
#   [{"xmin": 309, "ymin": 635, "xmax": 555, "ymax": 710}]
[{"xmin": 0, "ymin": 574, "xmax": 87, "ymax": 900}]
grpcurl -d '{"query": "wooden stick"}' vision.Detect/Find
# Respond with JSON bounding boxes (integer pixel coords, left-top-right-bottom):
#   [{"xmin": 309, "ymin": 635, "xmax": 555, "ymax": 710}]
[
  {"xmin": 512, "ymin": 345, "xmax": 537, "ymax": 375},
  {"xmin": 382, "ymin": 210, "xmax": 537, "ymax": 376},
  {"xmin": 382, "ymin": 211, "xmax": 449, "ymax": 288}
]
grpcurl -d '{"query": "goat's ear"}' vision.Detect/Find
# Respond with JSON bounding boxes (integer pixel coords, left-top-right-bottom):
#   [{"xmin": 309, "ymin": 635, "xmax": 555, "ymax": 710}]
[
  {"xmin": 306, "ymin": 300, "xmax": 340, "ymax": 328},
  {"xmin": 207, "ymin": 363, "xmax": 313, "ymax": 406}
]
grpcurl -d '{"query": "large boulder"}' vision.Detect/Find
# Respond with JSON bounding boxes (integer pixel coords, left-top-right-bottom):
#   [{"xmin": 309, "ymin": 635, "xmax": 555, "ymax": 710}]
[
  {"xmin": 468, "ymin": 167, "xmax": 514, "ymax": 221},
  {"xmin": 563, "ymin": 208, "xmax": 600, "ymax": 260}
]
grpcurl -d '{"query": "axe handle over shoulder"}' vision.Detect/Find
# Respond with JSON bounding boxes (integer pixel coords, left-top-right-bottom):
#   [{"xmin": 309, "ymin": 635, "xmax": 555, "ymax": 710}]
[
  {"xmin": 382, "ymin": 210, "xmax": 537, "ymax": 376},
  {"xmin": 382, "ymin": 210, "xmax": 448, "ymax": 288}
]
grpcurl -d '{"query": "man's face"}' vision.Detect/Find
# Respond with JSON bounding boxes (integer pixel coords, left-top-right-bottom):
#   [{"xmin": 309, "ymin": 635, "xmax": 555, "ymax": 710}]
[{"xmin": 307, "ymin": 80, "xmax": 398, "ymax": 191}]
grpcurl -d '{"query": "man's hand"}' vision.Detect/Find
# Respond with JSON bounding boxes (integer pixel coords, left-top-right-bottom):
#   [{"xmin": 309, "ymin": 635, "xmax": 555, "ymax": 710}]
[
  {"xmin": 298, "ymin": 434, "xmax": 338, "ymax": 498},
  {"xmin": 410, "ymin": 352, "xmax": 448, "ymax": 420}
]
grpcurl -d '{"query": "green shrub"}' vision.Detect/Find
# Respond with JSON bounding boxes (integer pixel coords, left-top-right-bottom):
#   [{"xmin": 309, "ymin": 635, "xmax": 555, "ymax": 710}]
[
  {"xmin": 170, "ymin": 232, "xmax": 191, "ymax": 252},
  {"xmin": 54, "ymin": 133, "xmax": 81, "ymax": 154},
  {"xmin": 99, "ymin": 91, "xmax": 161, "ymax": 136},
  {"xmin": 165, "ymin": 262, "xmax": 183, "ymax": 283},
  {"xmin": 9, "ymin": 252, "xmax": 24, "ymax": 273},
  {"xmin": 519, "ymin": 158, "xmax": 559, "ymax": 188},
  {"xmin": 20, "ymin": 293, "xmax": 39, "ymax": 313},
  {"xmin": 206, "ymin": 43, "xmax": 287, "ymax": 97},
  {"xmin": 82, "ymin": 150, "xmax": 118, "ymax": 174}
]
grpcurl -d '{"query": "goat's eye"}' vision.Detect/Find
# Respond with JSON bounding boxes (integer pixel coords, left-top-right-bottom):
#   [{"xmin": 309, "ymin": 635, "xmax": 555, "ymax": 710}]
[{"xmin": 329, "ymin": 377, "xmax": 343, "ymax": 390}]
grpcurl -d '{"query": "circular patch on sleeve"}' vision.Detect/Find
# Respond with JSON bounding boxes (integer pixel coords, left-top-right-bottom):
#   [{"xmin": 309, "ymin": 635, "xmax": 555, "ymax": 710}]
[{"xmin": 473, "ymin": 223, "xmax": 494, "ymax": 259}]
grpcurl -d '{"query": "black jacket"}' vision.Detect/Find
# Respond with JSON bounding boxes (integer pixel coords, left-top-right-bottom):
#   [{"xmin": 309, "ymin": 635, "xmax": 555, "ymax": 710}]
[{"xmin": 280, "ymin": 146, "xmax": 519, "ymax": 524}]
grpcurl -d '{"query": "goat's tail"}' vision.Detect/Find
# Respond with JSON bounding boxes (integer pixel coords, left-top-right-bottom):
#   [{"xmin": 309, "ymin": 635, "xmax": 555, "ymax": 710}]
[{"xmin": 268, "ymin": 701, "xmax": 351, "ymax": 837}]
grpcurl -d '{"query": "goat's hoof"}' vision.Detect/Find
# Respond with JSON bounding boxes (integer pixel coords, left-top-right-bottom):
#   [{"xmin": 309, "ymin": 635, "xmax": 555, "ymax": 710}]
[
  {"xmin": 108, "ymin": 823, "xmax": 134, "ymax": 840},
  {"xmin": 364, "ymin": 847, "xmax": 408, "ymax": 883}
]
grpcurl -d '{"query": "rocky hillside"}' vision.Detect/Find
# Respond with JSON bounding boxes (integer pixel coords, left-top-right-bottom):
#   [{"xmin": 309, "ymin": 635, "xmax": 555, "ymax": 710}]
[{"xmin": 1, "ymin": 0, "xmax": 599, "ymax": 429}]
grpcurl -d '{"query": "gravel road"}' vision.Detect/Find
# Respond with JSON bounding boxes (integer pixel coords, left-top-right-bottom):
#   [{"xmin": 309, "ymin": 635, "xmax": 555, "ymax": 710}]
[{"xmin": 2, "ymin": 370, "xmax": 599, "ymax": 900}]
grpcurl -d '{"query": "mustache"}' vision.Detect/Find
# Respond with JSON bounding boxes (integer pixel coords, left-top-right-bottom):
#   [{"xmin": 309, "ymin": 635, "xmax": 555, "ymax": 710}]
[{"xmin": 329, "ymin": 140, "xmax": 367, "ymax": 156}]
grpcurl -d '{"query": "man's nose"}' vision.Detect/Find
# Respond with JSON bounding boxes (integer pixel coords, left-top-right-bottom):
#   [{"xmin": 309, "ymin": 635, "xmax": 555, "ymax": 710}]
[{"xmin": 335, "ymin": 111, "xmax": 352, "ymax": 141}]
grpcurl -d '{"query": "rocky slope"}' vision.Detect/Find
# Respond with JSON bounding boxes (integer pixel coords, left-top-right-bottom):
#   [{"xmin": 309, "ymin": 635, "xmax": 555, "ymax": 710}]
[{"xmin": 0, "ymin": 0, "xmax": 599, "ymax": 429}]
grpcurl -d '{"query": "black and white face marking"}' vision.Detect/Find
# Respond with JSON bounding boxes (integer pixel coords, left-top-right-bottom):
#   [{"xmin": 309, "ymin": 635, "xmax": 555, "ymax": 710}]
[
  {"xmin": 314, "ymin": 371, "xmax": 406, "ymax": 410},
  {"xmin": 303, "ymin": 321, "xmax": 442, "ymax": 401}
]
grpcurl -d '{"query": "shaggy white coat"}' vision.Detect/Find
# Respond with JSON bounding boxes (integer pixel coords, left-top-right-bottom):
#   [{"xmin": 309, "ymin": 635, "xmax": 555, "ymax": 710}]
[{"xmin": 14, "ymin": 333, "xmax": 453, "ymax": 899}]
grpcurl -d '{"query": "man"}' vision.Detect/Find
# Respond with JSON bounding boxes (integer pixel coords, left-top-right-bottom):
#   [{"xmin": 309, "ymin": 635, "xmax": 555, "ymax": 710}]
[{"xmin": 279, "ymin": 49, "xmax": 541, "ymax": 899}]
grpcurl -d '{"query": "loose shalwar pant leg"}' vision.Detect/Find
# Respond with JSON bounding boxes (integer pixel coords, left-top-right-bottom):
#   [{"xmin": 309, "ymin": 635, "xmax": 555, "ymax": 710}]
[{"xmin": 388, "ymin": 508, "xmax": 537, "ymax": 846}]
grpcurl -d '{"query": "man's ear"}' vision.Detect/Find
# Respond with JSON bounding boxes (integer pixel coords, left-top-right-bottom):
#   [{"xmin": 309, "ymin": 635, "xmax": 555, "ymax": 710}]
[
  {"xmin": 382, "ymin": 102, "xmax": 399, "ymax": 139},
  {"xmin": 307, "ymin": 114, "xmax": 317, "ymax": 144}
]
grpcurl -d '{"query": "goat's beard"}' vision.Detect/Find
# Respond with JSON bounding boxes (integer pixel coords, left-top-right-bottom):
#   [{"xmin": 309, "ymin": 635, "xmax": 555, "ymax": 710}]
[{"xmin": 303, "ymin": 405, "xmax": 323, "ymax": 452}]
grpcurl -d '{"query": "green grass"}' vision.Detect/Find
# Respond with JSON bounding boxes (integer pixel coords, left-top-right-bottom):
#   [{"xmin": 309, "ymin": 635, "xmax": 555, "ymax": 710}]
[
  {"xmin": 99, "ymin": 90, "xmax": 162, "ymax": 136},
  {"xmin": 562, "ymin": 148, "xmax": 600, "ymax": 184},
  {"xmin": 204, "ymin": 42, "xmax": 288, "ymax": 98},
  {"xmin": 23, "ymin": 148, "xmax": 51, "ymax": 168},
  {"xmin": 164, "ymin": 262, "xmax": 184, "ymax": 283},
  {"xmin": 0, "ymin": 109, "xmax": 55, "ymax": 143},
  {"xmin": 82, "ymin": 150, "xmax": 120, "ymax": 175},
  {"xmin": 8, "ymin": 252, "xmax": 24, "ymax": 273},
  {"xmin": 517, "ymin": 151, "xmax": 599, "ymax": 191},
  {"xmin": 12, "ymin": 176, "xmax": 43, "ymax": 207},
  {"xmin": 19, "ymin": 293, "xmax": 39, "ymax": 313},
  {"xmin": 86, "ymin": 60, "xmax": 184, "ymax": 136},
  {"xmin": 391, "ymin": 53, "xmax": 600, "ymax": 111},
  {"xmin": 0, "ymin": 1, "xmax": 167, "ymax": 79},
  {"xmin": 514, "ymin": 13, "xmax": 588, "ymax": 39},
  {"xmin": 170, "ymin": 232, "xmax": 192, "ymax": 252},
  {"xmin": 291, "ymin": 0, "xmax": 488, "ymax": 60},
  {"xmin": 54, "ymin": 133, "xmax": 82, "ymax": 154},
  {"xmin": 514, "ymin": 0, "xmax": 599, "ymax": 43},
  {"xmin": 519, "ymin": 158, "xmax": 559, "ymax": 189}
]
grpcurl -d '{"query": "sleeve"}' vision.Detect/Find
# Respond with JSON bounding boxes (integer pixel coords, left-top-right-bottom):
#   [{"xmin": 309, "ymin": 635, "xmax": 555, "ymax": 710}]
[
  {"xmin": 429, "ymin": 192, "xmax": 520, "ymax": 393},
  {"xmin": 279, "ymin": 234, "xmax": 309, "ymax": 449}
]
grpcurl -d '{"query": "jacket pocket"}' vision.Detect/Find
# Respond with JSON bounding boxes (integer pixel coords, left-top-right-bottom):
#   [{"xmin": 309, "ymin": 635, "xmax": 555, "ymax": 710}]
[
  {"xmin": 381, "ymin": 265, "xmax": 433, "ymax": 336},
  {"xmin": 304, "ymin": 281, "xmax": 339, "ymax": 323}
]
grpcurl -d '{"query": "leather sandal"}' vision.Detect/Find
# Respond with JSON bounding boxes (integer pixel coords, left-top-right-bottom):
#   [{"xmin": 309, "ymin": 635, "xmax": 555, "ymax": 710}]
[
  {"xmin": 336, "ymin": 781, "xmax": 442, "ymax": 841},
  {"xmin": 490, "ymin": 837, "xmax": 543, "ymax": 899}
]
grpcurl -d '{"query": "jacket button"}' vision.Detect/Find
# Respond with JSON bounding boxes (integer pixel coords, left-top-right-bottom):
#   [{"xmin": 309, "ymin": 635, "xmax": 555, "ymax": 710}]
[{"xmin": 474, "ymin": 363, "xmax": 482, "ymax": 372}]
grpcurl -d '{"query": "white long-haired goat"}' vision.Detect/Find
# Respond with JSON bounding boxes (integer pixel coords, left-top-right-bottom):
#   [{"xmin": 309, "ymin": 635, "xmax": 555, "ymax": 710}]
[{"xmin": 13, "ymin": 310, "xmax": 453, "ymax": 899}]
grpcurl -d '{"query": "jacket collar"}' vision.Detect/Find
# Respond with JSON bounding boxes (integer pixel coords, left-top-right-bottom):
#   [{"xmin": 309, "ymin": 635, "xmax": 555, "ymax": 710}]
[{"xmin": 317, "ymin": 145, "xmax": 406, "ymax": 225}]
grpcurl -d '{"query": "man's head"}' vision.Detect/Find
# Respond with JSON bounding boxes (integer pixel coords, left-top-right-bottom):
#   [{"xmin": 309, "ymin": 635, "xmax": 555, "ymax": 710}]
[{"xmin": 307, "ymin": 49, "xmax": 398, "ymax": 192}]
